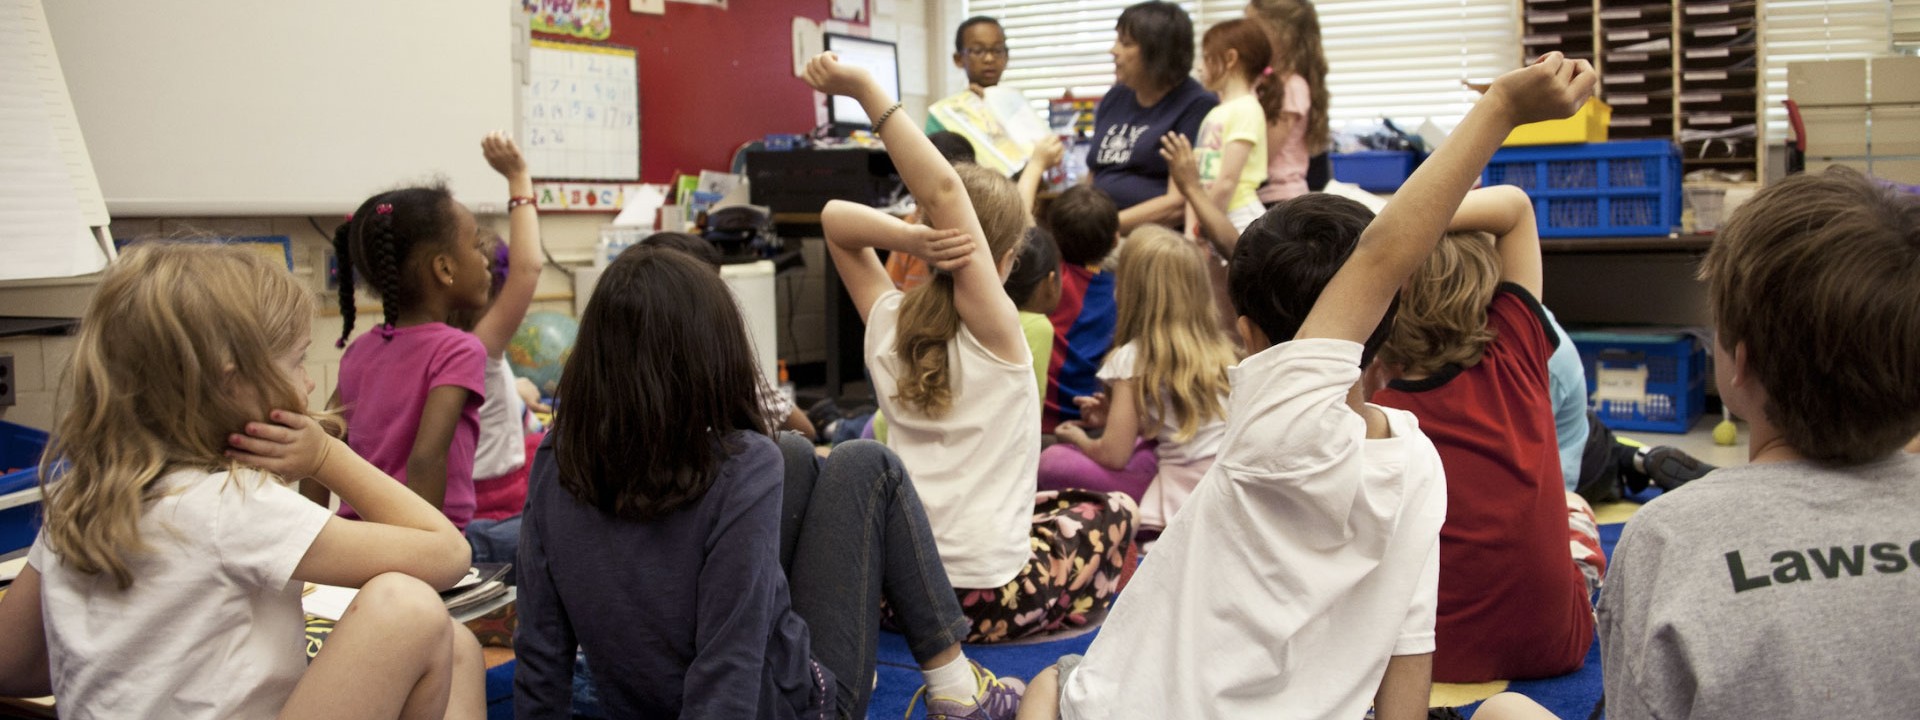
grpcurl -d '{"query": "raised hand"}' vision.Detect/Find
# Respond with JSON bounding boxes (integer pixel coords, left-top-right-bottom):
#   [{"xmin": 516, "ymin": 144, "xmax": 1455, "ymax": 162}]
[
  {"xmin": 228, "ymin": 410, "xmax": 340, "ymax": 482},
  {"xmin": 482, "ymin": 131, "xmax": 528, "ymax": 180},
  {"xmin": 804, "ymin": 52, "xmax": 877, "ymax": 98},
  {"xmin": 1158, "ymin": 132, "xmax": 1202, "ymax": 195},
  {"xmin": 1486, "ymin": 51, "xmax": 1598, "ymax": 127},
  {"xmin": 1031, "ymin": 134, "xmax": 1065, "ymax": 171}
]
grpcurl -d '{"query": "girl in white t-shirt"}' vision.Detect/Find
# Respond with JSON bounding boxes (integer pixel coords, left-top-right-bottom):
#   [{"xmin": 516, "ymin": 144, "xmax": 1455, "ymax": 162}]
[
  {"xmin": 805, "ymin": 52, "xmax": 1138, "ymax": 646},
  {"xmin": 0, "ymin": 243, "xmax": 483, "ymax": 719},
  {"xmin": 1043, "ymin": 226, "xmax": 1238, "ymax": 532}
]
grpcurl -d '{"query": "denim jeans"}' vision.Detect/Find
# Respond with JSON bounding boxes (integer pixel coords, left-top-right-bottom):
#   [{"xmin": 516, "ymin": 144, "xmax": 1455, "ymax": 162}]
[{"xmin": 775, "ymin": 433, "xmax": 969, "ymax": 720}]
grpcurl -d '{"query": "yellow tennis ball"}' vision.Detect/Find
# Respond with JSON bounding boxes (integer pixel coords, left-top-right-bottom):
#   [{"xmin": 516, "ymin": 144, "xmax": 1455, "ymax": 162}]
[{"xmin": 1713, "ymin": 420, "xmax": 1738, "ymax": 446}]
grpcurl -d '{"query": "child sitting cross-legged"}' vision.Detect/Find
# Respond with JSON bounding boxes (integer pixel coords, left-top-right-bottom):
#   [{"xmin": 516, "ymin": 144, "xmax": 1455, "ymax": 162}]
[
  {"xmin": 1011, "ymin": 51, "xmax": 1597, "ymax": 720},
  {"xmin": 1039, "ymin": 224, "xmax": 1238, "ymax": 532},
  {"xmin": 1370, "ymin": 185, "xmax": 1606, "ymax": 682}
]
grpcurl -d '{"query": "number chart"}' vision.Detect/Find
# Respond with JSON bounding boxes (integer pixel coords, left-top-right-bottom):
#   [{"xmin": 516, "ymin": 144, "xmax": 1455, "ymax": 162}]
[{"xmin": 524, "ymin": 40, "xmax": 639, "ymax": 181}]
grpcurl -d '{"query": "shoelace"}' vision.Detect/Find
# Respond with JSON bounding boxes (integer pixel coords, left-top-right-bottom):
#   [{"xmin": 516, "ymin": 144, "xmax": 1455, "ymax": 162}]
[{"xmin": 902, "ymin": 662, "xmax": 1020, "ymax": 720}]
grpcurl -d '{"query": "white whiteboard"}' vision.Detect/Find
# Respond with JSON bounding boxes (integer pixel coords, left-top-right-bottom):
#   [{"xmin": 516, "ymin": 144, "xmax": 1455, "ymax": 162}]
[
  {"xmin": 1, "ymin": 0, "xmax": 108, "ymax": 280},
  {"xmin": 524, "ymin": 40, "xmax": 639, "ymax": 181},
  {"xmin": 42, "ymin": 0, "xmax": 521, "ymax": 216}
]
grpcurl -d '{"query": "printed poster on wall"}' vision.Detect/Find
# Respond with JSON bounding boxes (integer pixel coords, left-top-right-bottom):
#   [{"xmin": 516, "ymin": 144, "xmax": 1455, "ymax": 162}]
[{"xmin": 523, "ymin": 0, "xmax": 611, "ymax": 40}]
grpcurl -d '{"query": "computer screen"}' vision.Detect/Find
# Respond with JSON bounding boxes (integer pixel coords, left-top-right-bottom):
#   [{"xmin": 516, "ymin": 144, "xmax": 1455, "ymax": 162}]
[{"xmin": 822, "ymin": 33, "xmax": 900, "ymax": 128}]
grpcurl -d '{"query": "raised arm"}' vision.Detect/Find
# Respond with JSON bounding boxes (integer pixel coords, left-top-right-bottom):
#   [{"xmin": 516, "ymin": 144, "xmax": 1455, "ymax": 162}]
[
  {"xmin": 1020, "ymin": 135, "xmax": 1065, "ymax": 219},
  {"xmin": 820, "ymin": 201, "xmax": 972, "ymax": 322},
  {"xmin": 805, "ymin": 52, "xmax": 1027, "ymax": 362},
  {"xmin": 1162, "ymin": 133, "xmax": 1242, "ymax": 257},
  {"xmin": 472, "ymin": 132, "xmax": 544, "ymax": 356},
  {"xmin": 1448, "ymin": 185, "xmax": 1542, "ymax": 298},
  {"xmin": 1296, "ymin": 52, "xmax": 1594, "ymax": 346}
]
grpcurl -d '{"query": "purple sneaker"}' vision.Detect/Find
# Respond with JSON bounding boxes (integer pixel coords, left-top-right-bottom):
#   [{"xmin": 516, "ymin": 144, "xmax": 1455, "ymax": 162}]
[{"xmin": 907, "ymin": 660, "xmax": 1027, "ymax": 720}]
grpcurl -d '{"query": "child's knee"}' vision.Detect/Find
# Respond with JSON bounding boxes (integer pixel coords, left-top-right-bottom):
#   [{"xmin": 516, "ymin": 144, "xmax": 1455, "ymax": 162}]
[
  {"xmin": 351, "ymin": 573, "xmax": 454, "ymax": 643},
  {"xmin": 448, "ymin": 619, "xmax": 482, "ymax": 666}
]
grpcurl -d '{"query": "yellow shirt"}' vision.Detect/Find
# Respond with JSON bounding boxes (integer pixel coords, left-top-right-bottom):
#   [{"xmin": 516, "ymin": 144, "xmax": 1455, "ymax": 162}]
[{"xmin": 1195, "ymin": 94, "xmax": 1269, "ymax": 213}]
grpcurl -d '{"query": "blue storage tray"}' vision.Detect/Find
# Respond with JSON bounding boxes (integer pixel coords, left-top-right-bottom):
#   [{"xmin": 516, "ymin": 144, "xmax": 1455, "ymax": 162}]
[
  {"xmin": 1332, "ymin": 150, "xmax": 1422, "ymax": 192},
  {"xmin": 1570, "ymin": 330, "xmax": 1706, "ymax": 434},
  {"xmin": 1, "ymin": 421, "xmax": 50, "ymax": 555},
  {"xmin": 1482, "ymin": 140, "xmax": 1682, "ymax": 238}
]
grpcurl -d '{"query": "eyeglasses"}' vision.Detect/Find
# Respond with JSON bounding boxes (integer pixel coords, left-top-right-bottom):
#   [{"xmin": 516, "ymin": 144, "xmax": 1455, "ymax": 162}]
[{"xmin": 963, "ymin": 46, "xmax": 1010, "ymax": 59}]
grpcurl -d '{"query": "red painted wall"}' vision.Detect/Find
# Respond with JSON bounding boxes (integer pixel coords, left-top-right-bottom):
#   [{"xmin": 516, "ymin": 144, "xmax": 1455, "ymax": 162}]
[{"xmin": 537, "ymin": 3, "xmax": 857, "ymax": 184}]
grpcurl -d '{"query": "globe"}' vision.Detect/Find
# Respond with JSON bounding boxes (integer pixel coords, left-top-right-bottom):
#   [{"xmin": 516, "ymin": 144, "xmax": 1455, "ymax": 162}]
[{"xmin": 506, "ymin": 311, "xmax": 579, "ymax": 397}]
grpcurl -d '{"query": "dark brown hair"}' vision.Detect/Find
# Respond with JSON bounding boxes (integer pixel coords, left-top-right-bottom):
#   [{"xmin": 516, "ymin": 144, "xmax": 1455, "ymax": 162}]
[
  {"xmin": 642, "ymin": 231, "xmax": 721, "ymax": 269},
  {"xmin": 1046, "ymin": 185, "xmax": 1120, "ymax": 266},
  {"xmin": 1230, "ymin": 194, "xmax": 1398, "ymax": 365},
  {"xmin": 551, "ymin": 246, "xmax": 770, "ymax": 520},
  {"xmin": 1700, "ymin": 167, "xmax": 1920, "ymax": 465},
  {"xmin": 1117, "ymin": 1, "xmax": 1197, "ymax": 92}
]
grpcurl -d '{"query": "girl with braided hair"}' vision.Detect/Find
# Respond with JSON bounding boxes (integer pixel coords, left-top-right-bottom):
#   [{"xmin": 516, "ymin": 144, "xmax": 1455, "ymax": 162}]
[{"xmin": 311, "ymin": 133, "xmax": 526, "ymax": 530}]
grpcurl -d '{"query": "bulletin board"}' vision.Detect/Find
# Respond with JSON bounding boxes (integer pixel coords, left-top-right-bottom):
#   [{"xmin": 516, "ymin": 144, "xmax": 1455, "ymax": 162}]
[{"xmin": 524, "ymin": 40, "xmax": 640, "ymax": 181}]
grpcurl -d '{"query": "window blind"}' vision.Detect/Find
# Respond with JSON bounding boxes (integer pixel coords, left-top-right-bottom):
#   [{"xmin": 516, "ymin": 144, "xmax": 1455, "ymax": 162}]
[
  {"xmin": 965, "ymin": 0, "xmax": 1520, "ymax": 128},
  {"xmin": 1893, "ymin": 0, "xmax": 1920, "ymax": 47},
  {"xmin": 1763, "ymin": 0, "xmax": 1893, "ymax": 138}
]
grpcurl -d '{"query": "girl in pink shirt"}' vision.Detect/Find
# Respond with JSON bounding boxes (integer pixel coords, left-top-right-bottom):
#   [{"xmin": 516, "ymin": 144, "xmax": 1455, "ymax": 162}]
[
  {"xmin": 313, "ymin": 133, "xmax": 531, "ymax": 530},
  {"xmin": 1247, "ymin": 0, "xmax": 1332, "ymax": 205}
]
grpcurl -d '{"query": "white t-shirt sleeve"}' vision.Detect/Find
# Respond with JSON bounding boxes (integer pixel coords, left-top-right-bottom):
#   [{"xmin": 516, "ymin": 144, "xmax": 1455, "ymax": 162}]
[
  {"xmin": 1217, "ymin": 338, "xmax": 1366, "ymax": 480},
  {"xmin": 1095, "ymin": 342, "xmax": 1138, "ymax": 383},
  {"xmin": 1393, "ymin": 537, "xmax": 1440, "ymax": 655},
  {"xmin": 215, "ymin": 471, "xmax": 334, "ymax": 589}
]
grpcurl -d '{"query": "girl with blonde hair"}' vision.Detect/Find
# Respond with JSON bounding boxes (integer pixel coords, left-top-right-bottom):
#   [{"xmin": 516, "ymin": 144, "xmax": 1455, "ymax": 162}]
[
  {"xmin": 806, "ymin": 52, "xmax": 1137, "ymax": 661},
  {"xmin": 1042, "ymin": 226, "xmax": 1239, "ymax": 531},
  {"xmin": 0, "ymin": 242, "xmax": 482, "ymax": 718}
]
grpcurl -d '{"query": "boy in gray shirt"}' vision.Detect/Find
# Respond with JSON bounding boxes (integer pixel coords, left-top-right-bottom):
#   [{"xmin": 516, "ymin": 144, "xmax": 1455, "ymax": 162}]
[{"xmin": 1473, "ymin": 168, "xmax": 1920, "ymax": 719}]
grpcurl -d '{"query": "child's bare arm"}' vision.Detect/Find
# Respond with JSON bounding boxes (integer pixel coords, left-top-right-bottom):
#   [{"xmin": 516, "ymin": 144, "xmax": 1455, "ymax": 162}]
[
  {"xmin": 1021, "ymin": 135, "xmax": 1065, "ymax": 218},
  {"xmin": 1448, "ymin": 185, "xmax": 1543, "ymax": 298},
  {"xmin": 1162, "ymin": 133, "xmax": 1242, "ymax": 256},
  {"xmin": 1056, "ymin": 380, "xmax": 1143, "ymax": 470},
  {"xmin": 472, "ymin": 132, "xmax": 544, "ymax": 356},
  {"xmin": 1206, "ymin": 139, "xmax": 1255, "ymax": 214},
  {"xmin": 403, "ymin": 386, "xmax": 469, "ymax": 512},
  {"xmin": 0, "ymin": 565, "xmax": 51, "ymax": 697},
  {"xmin": 821, "ymin": 201, "xmax": 973, "ymax": 322},
  {"xmin": 229, "ymin": 411, "xmax": 471, "ymax": 589},
  {"xmin": 1117, "ymin": 193, "xmax": 1187, "ymax": 233},
  {"xmin": 806, "ymin": 53, "xmax": 1026, "ymax": 362},
  {"xmin": 1372, "ymin": 653, "xmax": 1434, "ymax": 720},
  {"xmin": 1297, "ymin": 52, "xmax": 1594, "ymax": 346}
]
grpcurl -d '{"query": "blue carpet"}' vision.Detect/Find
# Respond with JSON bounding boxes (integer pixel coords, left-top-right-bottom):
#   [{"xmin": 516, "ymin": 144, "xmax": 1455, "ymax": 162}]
[{"xmin": 869, "ymin": 486, "xmax": 1664, "ymax": 719}]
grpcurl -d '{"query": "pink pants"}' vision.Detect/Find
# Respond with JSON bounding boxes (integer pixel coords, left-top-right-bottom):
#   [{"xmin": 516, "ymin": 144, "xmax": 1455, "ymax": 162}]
[{"xmin": 1036, "ymin": 440, "xmax": 1158, "ymax": 504}]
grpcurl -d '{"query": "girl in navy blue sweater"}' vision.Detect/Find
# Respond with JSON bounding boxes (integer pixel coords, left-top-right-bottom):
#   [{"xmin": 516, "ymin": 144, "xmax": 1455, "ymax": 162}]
[{"xmin": 512, "ymin": 246, "xmax": 1024, "ymax": 720}]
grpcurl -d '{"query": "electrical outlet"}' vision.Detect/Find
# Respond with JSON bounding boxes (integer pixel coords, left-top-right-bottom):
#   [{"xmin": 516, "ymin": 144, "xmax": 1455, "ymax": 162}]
[{"xmin": 0, "ymin": 353, "xmax": 13, "ymax": 408}]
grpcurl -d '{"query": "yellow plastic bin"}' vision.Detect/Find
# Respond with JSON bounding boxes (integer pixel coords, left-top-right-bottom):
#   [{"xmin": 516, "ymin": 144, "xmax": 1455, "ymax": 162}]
[{"xmin": 1504, "ymin": 98, "xmax": 1611, "ymax": 146}]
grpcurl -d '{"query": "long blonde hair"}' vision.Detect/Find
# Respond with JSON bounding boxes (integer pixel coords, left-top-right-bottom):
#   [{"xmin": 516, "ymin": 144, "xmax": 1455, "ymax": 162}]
[
  {"xmin": 41, "ymin": 242, "xmax": 317, "ymax": 589},
  {"xmin": 1378, "ymin": 231, "xmax": 1501, "ymax": 377},
  {"xmin": 1111, "ymin": 226, "xmax": 1237, "ymax": 441},
  {"xmin": 891, "ymin": 164, "xmax": 1029, "ymax": 416}
]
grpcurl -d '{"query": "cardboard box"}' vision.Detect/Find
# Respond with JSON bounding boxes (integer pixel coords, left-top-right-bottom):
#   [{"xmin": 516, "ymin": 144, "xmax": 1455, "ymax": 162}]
[
  {"xmin": 1874, "ymin": 107, "xmax": 1920, "ymax": 157},
  {"xmin": 1871, "ymin": 56, "xmax": 1920, "ymax": 104},
  {"xmin": 1789, "ymin": 59, "xmax": 1868, "ymax": 107},
  {"xmin": 1801, "ymin": 107, "xmax": 1869, "ymax": 157}
]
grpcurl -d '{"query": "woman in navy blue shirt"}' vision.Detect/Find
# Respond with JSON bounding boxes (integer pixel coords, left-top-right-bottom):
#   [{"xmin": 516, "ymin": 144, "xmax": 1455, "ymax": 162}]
[{"xmin": 1089, "ymin": 1, "xmax": 1219, "ymax": 232}]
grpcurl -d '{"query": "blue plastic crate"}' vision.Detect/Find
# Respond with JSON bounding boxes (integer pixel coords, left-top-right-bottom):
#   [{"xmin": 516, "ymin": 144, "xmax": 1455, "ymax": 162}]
[
  {"xmin": 1, "ymin": 421, "xmax": 49, "ymax": 555},
  {"xmin": 1331, "ymin": 150, "xmax": 1422, "ymax": 192},
  {"xmin": 1570, "ymin": 330, "xmax": 1706, "ymax": 434},
  {"xmin": 1481, "ymin": 140, "xmax": 1681, "ymax": 237}
]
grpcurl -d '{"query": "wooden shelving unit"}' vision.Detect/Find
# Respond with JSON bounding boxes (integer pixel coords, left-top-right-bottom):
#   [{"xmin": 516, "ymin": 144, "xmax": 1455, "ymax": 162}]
[{"xmin": 1515, "ymin": 0, "xmax": 1767, "ymax": 179}]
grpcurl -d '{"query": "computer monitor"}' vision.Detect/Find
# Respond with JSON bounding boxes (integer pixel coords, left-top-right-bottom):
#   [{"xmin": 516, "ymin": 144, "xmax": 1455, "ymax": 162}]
[{"xmin": 822, "ymin": 33, "xmax": 901, "ymax": 131}]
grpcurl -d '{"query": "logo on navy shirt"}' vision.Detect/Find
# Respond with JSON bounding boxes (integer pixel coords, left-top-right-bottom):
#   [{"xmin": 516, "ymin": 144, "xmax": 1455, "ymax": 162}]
[{"xmin": 1097, "ymin": 124, "xmax": 1147, "ymax": 165}]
